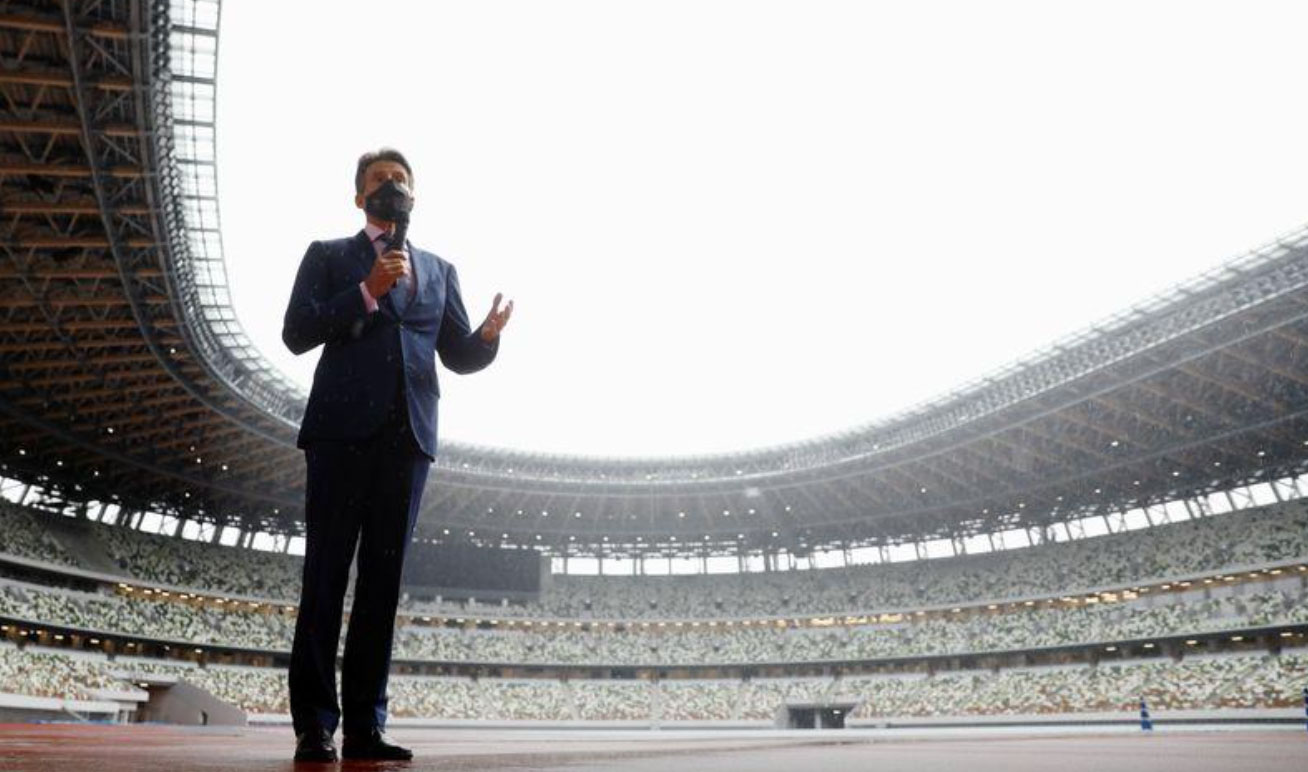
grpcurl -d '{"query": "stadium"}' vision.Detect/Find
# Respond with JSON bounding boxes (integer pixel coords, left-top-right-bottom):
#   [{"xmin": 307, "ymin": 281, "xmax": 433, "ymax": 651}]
[{"xmin": 0, "ymin": 0, "xmax": 1306, "ymax": 769}]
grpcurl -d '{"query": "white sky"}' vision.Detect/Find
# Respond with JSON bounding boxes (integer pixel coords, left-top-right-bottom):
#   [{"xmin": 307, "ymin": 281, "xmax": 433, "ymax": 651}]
[{"xmin": 217, "ymin": 0, "xmax": 1308, "ymax": 458}]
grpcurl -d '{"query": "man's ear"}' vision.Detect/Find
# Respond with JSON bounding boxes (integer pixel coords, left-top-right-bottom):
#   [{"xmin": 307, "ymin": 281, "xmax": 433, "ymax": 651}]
[{"xmin": 354, "ymin": 193, "xmax": 364, "ymax": 210}]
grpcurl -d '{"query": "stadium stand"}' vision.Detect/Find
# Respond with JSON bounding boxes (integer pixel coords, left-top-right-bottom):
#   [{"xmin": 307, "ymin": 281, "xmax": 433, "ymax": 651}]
[
  {"xmin": 0, "ymin": 501, "xmax": 79, "ymax": 569},
  {"xmin": 1, "ymin": 496, "xmax": 1305, "ymax": 725},
  {"xmin": 95, "ymin": 526, "xmax": 303, "ymax": 601},
  {"xmin": 842, "ymin": 653, "xmax": 1308, "ymax": 717},
  {"xmin": 2, "ymin": 572, "xmax": 1303, "ymax": 665},
  {"xmin": 4, "ymin": 643, "xmax": 1303, "ymax": 722},
  {"xmin": 1, "ymin": 500, "xmax": 1306, "ymax": 622}
]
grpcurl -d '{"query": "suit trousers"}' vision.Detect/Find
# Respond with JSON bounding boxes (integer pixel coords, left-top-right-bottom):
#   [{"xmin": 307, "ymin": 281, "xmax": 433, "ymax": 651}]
[{"xmin": 288, "ymin": 379, "xmax": 432, "ymax": 736}]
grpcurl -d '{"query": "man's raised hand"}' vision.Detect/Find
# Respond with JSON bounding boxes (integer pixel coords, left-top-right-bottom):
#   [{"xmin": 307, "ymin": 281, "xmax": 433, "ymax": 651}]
[{"xmin": 479, "ymin": 292, "xmax": 514, "ymax": 342}]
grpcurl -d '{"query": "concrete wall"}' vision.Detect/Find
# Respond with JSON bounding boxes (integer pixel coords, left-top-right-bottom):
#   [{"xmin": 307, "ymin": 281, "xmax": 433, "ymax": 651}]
[{"xmin": 134, "ymin": 682, "xmax": 246, "ymax": 726}]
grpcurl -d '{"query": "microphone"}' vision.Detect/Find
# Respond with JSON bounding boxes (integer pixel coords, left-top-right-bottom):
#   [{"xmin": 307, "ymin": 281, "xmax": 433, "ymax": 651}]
[{"xmin": 390, "ymin": 210, "xmax": 410, "ymax": 251}]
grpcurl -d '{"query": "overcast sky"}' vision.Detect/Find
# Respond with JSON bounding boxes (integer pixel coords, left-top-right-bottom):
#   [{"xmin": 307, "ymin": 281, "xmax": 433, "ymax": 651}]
[{"xmin": 216, "ymin": 0, "xmax": 1308, "ymax": 458}]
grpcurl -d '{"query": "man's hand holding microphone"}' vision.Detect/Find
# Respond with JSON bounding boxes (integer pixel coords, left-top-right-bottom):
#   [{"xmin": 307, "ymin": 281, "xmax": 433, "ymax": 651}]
[{"xmin": 364, "ymin": 248, "xmax": 409, "ymax": 299}]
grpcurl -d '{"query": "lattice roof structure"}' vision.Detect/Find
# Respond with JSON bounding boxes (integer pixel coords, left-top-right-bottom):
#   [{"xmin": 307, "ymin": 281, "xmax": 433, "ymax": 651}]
[{"xmin": 2, "ymin": 0, "xmax": 1307, "ymax": 559}]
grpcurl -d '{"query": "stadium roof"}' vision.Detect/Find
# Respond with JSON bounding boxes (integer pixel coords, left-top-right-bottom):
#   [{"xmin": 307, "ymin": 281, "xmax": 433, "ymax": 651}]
[{"xmin": 2, "ymin": 0, "xmax": 1307, "ymax": 556}]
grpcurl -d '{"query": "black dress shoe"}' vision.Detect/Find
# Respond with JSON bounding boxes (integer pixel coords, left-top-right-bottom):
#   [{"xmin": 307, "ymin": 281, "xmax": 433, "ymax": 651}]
[
  {"xmin": 294, "ymin": 727, "xmax": 338, "ymax": 763},
  {"xmin": 342, "ymin": 727, "xmax": 412, "ymax": 761}
]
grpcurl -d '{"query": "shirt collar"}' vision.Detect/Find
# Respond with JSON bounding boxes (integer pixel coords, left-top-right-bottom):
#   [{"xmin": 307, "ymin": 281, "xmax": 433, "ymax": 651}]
[{"xmin": 364, "ymin": 222, "xmax": 389, "ymax": 243}]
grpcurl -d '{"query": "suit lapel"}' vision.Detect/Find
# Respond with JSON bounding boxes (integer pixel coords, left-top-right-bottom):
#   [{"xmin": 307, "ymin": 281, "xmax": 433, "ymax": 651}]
[
  {"xmin": 402, "ymin": 239, "xmax": 424, "ymax": 313},
  {"xmin": 350, "ymin": 229, "xmax": 373, "ymax": 272},
  {"xmin": 389, "ymin": 238, "xmax": 428, "ymax": 318}
]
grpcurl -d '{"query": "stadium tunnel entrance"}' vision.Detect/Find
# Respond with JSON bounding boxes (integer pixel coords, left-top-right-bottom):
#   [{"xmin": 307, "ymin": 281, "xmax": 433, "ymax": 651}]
[{"xmin": 777, "ymin": 700, "xmax": 859, "ymax": 729}]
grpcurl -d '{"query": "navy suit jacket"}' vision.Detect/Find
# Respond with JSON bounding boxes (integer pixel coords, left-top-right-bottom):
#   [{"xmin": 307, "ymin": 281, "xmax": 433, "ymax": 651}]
[{"xmin": 282, "ymin": 230, "xmax": 498, "ymax": 459}]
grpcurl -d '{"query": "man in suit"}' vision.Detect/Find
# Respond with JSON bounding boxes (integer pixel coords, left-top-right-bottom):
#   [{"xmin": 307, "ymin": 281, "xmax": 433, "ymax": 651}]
[{"xmin": 282, "ymin": 148, "xmax": 512, "ymax": 762}]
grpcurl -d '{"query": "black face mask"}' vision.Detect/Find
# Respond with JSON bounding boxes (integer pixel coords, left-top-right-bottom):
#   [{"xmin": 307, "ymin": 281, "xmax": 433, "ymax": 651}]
[{"xmin": 363, "ymin": 179, "xmax": 414, "ymax": 223}]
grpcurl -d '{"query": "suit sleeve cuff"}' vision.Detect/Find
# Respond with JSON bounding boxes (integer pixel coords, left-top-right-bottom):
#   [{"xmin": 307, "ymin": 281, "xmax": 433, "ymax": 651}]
[{"xmin": 359, "ymin": 281, "xmax": 379, "ymax": 313}]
